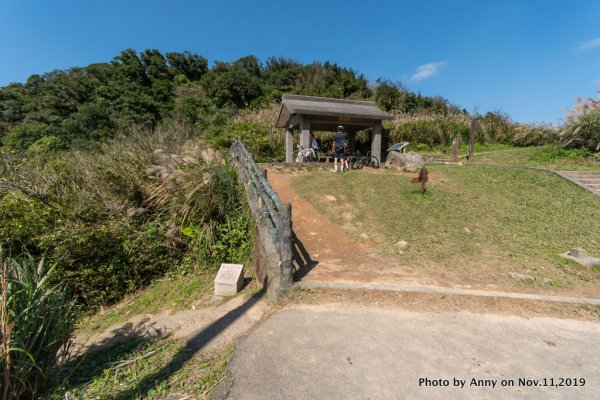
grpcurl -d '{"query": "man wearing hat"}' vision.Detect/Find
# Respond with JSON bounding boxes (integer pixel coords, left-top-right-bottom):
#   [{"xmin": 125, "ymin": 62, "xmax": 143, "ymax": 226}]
[{"xmin": 332, "ymin": 125, "xmax": 348, "ymax": 172}]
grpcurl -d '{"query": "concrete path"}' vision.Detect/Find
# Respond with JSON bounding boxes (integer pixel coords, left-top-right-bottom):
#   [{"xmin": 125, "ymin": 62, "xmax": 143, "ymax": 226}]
[
  {"xmin": 226, "ymin": 305, "xmax": 600, "ymax": 400},
  {"xmin": 556, "ymin": 170, "xmax": 600, "ymax": 195}
]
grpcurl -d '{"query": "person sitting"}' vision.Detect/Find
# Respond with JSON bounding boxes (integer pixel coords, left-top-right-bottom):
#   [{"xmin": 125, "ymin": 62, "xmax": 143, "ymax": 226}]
[{"xmin": 311, "ymin": 135, "xmax": 319, "ymax": 150}]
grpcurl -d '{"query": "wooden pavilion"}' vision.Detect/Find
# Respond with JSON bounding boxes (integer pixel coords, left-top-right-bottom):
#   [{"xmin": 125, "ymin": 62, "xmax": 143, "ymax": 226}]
[{"xmin": 275, "ymin": 94, "xmax": 393, "ymax": 162}]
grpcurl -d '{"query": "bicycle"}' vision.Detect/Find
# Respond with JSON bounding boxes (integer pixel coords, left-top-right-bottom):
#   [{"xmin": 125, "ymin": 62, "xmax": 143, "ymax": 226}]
[
  {"xmin": 350, "ymin": 150, "xmax": 380, "ymax": 169},
  {"xmin": 346, "ymin": 151, "xmax": 363, "ymax": 170},
  {"xmin": 294, "ymin": 144, "xmax": 320, "ymax": 162},
  {"xmin": 361, "ymin": 151, "xmax": 380, "ymax": 169}
]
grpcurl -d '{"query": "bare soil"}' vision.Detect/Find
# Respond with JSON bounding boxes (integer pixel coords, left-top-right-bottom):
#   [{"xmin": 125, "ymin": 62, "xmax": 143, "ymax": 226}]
[{"xmin": 269, "ymin": 169, "xmax": 448, "ymax": 288}]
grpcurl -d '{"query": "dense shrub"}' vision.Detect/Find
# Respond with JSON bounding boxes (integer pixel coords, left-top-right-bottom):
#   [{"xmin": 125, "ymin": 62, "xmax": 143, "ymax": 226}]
[
  {"xmin": 0, "ymin": 122, "xmax": 254, "ymax": 309},
  {"xmin": 532, "ymin": 144, "xmax": 590, "ymax": 163},
  {"xmin": 3, "ymin": 123, "xmax": 50, "ymax": 150},
  {"xmin": 0, "ymin": 255, "xmax": 75, "ymax": 399}
]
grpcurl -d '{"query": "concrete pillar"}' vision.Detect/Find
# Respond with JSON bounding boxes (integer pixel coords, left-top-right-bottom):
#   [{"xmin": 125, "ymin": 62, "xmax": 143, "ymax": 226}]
[
  {"xmin": 300, "ymin": 118, "xmax": 311, "ymax": 150},
  {"xmin": 285, "ymin": 128, "xmax": 294, "ymax": 163},
  {"xmin": 371, "ymin": 122, "xmax": 382, "ymax": 161},
  {"xmin": 347, "ymin": 131, "xmax": 356, "ymax": 152}
]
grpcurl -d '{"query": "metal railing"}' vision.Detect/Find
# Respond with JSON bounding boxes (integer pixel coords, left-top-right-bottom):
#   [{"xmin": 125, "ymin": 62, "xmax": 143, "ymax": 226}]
[{"xmin": 230, "ymin": 138, "xmax": 292, "ymax": 263}]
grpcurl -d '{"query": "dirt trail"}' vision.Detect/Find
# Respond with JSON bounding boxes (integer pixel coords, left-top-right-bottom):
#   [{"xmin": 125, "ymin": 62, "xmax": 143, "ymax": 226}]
[{"xmin": 268, "ymin": 170, "xmax": 446, "ymax": 288}]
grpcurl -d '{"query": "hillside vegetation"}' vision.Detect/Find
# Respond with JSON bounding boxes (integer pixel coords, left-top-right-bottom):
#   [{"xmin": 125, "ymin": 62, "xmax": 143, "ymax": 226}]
[{"xmin": 0, "ymin": 49, "xmax": 598, "ymax": 398}]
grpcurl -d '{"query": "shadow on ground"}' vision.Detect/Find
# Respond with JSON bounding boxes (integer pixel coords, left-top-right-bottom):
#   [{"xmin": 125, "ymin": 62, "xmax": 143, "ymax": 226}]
[
  {"xmin": 54, "ymin": 289, "xmax": 265, "ymax": 398},
  {"xmin": 110, "ymin": 289, "xmax": 265, "ymax": 399},
  {"xmin": 292, "ymin": 231, "xmax": 318, "ymax": 281}
]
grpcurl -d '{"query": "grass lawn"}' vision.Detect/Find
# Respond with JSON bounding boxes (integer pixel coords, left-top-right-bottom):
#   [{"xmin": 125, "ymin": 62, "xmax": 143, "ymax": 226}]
[
  {"xmin": 469, "ymin": 144, "xmax": 600, "ymax": 171},
  {"xmin": 417, "ymin": 144, "xmax": 600, "ymax": 171},
  {"xmin": 292, "ymin": 165, "xmax": 600, "ymax": 294}
]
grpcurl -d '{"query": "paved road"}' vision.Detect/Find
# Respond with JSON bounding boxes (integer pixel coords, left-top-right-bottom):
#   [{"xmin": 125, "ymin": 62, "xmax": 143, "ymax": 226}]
[{"xmin": 226, "ymin": 305, "xmax": 600, "ymax": 400}]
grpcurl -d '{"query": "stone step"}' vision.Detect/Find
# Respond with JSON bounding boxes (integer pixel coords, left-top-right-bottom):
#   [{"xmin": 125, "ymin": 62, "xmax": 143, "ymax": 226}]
[
  {"xmin": 577, "ymin": 179, "xmax": 600, "ymax": 183},
  {"xmin": 561, "ymin": 175, "xmax": 600, "ymax": 180},
  {"xmin": 558, "ymin": 170, "xmax": 600, "ymax": 174},
  {"xmin": 560, "ymin": 173, "xmax": 600, "ymax": 178},
  {"xmin": 555, "ymin": 170, "xmax": 600, "ymax": 195}
]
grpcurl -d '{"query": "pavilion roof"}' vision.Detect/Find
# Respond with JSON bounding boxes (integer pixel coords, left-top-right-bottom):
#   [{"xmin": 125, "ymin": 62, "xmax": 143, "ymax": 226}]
[{"xmin": 275, "ymin": 94, "xmax": 392, "ymax": 129}]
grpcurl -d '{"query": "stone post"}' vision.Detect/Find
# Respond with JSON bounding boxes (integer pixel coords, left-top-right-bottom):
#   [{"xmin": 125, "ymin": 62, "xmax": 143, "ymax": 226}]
[
  {"xmin": 285, "ymin": 128, "xmax": 294, "ymax": 163},
  {"xmin": 371, "ymin": 122, "xmax": 382, "ymax": 161},
  {"xmin": 300, "ymin": 119, "xmax": 311, "ymax": 151}
]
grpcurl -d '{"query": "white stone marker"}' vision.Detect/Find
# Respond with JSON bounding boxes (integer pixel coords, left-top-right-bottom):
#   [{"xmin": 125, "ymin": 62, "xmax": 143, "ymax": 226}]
[
  {"xmin": 214, "ymin": 263, "xmax": 244, "ymax": 296},
  {"xmin": 570, "ymin": 248, "xmax": 586, "ymax": 258}
]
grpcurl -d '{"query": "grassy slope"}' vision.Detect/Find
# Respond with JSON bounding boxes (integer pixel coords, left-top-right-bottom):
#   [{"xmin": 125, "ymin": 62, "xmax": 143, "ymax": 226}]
[
  {"xmin": 470, "ymin": 145, "xmax": 600, "ymax": 171},
  {"xmin": 293, "ymin": 165, "xmax": 600, "ymax": 292},
  {"xmin": 48, "ymin": 336, "xmax": 232, "ymax": 399},
  {"xmin": 78, "ymin": 272, "xmax": 217, "ymax": 333},
  {"xmin": 49, "ymin": 271, "xmax": 232, "ymax": 398}
]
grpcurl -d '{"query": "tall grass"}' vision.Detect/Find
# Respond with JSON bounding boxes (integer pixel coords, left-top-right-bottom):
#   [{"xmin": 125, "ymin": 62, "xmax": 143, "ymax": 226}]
[
  {"xmin": 561, "ymin": 91, "xmax": 600, "ymax": 151},
  {"xmin": 0, "ymin": 254, "xmax": 75, "ymax": 399},
  {"xmin": 385, "ymin": 110, "xmax": 558, "ymax": 148},
  {"xmin": 0, "ymin": 121, "xmax": 254, "ymax": 308}
]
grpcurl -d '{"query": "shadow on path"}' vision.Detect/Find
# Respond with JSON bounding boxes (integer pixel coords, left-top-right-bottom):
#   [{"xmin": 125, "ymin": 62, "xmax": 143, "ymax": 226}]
[
  {"xmin": 292, "ymin": 230, "xmax": 318, "ymax": 281},
  {"xmin": 111, "ymin": 289, "xmax": 265, "ymax": 399}
]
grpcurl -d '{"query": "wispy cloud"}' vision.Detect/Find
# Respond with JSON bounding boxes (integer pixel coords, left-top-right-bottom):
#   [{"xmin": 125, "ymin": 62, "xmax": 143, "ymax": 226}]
[
  {"xmin": 593, "ymin": 79, "xmax": 600, "ymax": 85},
  {"xmin": 576, "ymin": 37, "xmax": 600, "ymax": 52},
  {"xmin": 410, "ymin": 61, "xmax": 447, "ymax": 83}
]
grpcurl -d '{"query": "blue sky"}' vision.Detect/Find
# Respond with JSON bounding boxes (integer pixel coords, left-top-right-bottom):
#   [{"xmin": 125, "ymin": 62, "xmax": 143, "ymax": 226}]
[{"xmin": 1, "ymin": 0, "xmax": 599, "ymax": 125}]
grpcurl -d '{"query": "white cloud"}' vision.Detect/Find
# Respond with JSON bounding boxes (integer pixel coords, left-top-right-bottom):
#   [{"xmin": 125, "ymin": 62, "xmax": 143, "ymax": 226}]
[
  {"xmin": 576, "ymin": 37, "xmax": 600, "ymax": 52},
  {"xmin": 410, "ymin": 61, "xmax": 447, "ymax": 83},
  {"xmin": 593, "ymin": 79, "xmax": 600, "ymax": 85}
]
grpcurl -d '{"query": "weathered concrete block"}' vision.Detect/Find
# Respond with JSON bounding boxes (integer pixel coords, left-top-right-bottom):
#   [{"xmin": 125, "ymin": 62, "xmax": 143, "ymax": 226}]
[
  {"xmin": 214, "ymin": 263, "xmax": 244, "ymax": 296},
  {"xmin": 570, "ymin": 248, "xmax": 586, "ymax": 258}
]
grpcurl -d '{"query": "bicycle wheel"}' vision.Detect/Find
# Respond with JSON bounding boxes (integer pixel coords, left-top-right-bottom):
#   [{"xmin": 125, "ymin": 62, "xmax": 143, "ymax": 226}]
[
  {"xmin": 354, "ymin": 156, "xmax": 364, "ymax": 169},
  {"xmin": 369, "ymin": 156, "xmax": 380, "ymax": 168},
  {"xmin": 310, "ymin": 150, "xmax": 320, "ymax": 162}
]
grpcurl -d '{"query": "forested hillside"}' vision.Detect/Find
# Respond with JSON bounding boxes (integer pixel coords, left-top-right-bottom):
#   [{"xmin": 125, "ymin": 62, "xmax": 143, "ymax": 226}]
[
  {"xmin": 0, "ymin": 49, "xmax": 461, "ymax": 152},
  {"xmin": 1, "ymin": 48, "xmax": 596, "ymax": 398}
]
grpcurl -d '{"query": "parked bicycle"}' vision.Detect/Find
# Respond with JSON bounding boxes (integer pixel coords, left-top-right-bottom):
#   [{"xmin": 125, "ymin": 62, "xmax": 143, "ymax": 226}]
[
  {"xmin": 348, "ymin": 150, "xmax": 380, "ymax": 169},
  {"xmin": 294, "ymin": 144, "xmax": 320, "ymax": 162}
]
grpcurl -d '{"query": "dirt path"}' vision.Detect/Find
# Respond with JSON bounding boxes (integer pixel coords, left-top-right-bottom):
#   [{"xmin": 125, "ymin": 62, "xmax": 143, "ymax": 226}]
[
  {"xmin": 269, "ymin": 170, "xmax": 449, "ymax": 288},
  {"xmin": 267, "ymin": 169, "xmax": 600, "ymax": 301}
]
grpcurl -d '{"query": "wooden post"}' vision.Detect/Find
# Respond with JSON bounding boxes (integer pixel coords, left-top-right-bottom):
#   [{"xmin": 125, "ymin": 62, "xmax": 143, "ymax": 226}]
[
  {"xmin": 451, "ymin": 137, "xmax": 459, "ymax": 163},
  {"xmin": 468, "ymin": 120, "xmax": 477, "ymax": 160},
  {"xmin": 419, "ymin": 167, "xmax": 428, "ymax": 195}
]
